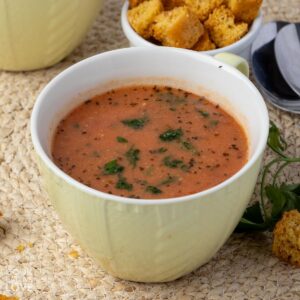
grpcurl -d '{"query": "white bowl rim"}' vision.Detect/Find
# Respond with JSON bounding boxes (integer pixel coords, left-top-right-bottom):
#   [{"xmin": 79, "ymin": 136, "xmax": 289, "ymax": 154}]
[
  {"xmin": 31, "ymin": 47, "xmax": 269, "ymax": 206},
  {"xmin": 121, "ymin": 0, "xmax": 263, "ymax": 55}
]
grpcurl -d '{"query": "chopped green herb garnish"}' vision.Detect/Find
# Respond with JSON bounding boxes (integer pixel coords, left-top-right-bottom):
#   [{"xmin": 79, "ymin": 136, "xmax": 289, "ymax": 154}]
[
  {"xmin": 150, "ymin": 147, "xmax": 168, "ymax": 154},
  {"xmin": 121, "ymin": 117, "xmax": 148, "ymax": 129},
  {"xmin": 158, "ymin": 92, "xmax": 186, "ymax": 107},
  {"xmin": 160, "ymin": 175, "xmax": 178, "ymax": 186},
  {"xmin": 182, "ymin": 141, "xmax": 193, "ymax": 150},
  {"xmin": 103, "ymin": 160, "xmax": 124, "ymax": 175},
  {"xmin": 210, "ymin": 120, "xmax": 219, "ymax": 127},
  {"xmin": 180, "ymin": 164, "xmax": 191, "ymax": 172},
  {"xmin": 198, "ymin": 110, "xmax": 210, "ymax": 118},
  {"xmin": 181, "ymin": 140, "xmax": 199, "ymax": 155},
  {"xmin": 146, "ymin": 186, "xmax": 162, "ymax": 194},
  {"xmin": 116, "ymin": 136, "xmax": 128, "ymax": 143},
  {"xmin": 163, "ymin": 156, "xmax": 183, "ymax": 168},
  {"xmin": 125, "ymin": 147, "xmax": 140, "ymax": 167},
  {"xmin": 163, "ymin": 156, "xmax": 194, "ymax": 171},
  {"xmin": 72, "ymin": 123, "xmax": 80, "ymax": 129},
  {"xmin": 159, "ymin": 128, "xmax": 183, "ymax": 142},
  {"xmin": 136, "ymin": 179, "xmax": 148, "ymax": 186},
  {"xmin": 116, "ymin": 177, "xmax": 133, "ymax": 191}
]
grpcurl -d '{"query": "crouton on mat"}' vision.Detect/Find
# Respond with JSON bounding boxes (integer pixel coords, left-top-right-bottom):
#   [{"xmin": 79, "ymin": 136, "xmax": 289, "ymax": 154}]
[
  {"xmin": 128, "ymin": 0, "xmax": 164, "ymax": 38},
  {"xmin": 193, "ymin": 28, "xmax": 216, "ymax": 51},
  {"xmin": 204, "ymin": 5, "xmax": 248, "ymax": 47},
  {"xmin": 273, "ymin": 210, "xmax": 300, "ymax": 267},
  {"xmin": 0, "ymin": 295, "xmax": 19, "ymax": 300},
  {"xmin": 184, "ymin": 0, "xmax": 224, "ymax": 21},
  {"xmin": 151, "ymin": 6, "xmax": 204, "ymax": 48},
  {"xmin": 228, "ymin": 0, "xmax": 262, "ymax": 23}
]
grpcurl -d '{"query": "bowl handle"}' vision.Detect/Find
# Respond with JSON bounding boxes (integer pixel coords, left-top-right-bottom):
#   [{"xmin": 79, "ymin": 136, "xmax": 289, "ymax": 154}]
[{"xmin": 214, "ymin": 53, "xmax": 250, "ymax": 78}]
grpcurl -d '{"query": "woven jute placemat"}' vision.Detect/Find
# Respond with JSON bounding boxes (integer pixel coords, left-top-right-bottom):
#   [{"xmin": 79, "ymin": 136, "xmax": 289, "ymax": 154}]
[{"xmin": 0, "ymin": 0, "xmax": 300, "ymax": 299}]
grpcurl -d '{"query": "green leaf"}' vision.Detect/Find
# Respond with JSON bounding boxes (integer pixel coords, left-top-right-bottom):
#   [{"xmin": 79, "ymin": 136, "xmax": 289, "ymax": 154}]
[
  {"xmin": 145, "ymin": 186, "xmax": 162, "ymax": 194},
  {"xmin": 121, "ymin": 117, "xmax": 148, "ymax": 129},
  {"xmin": 136, "ymin": 179, "xmax": 148, "ymax": 186},
  {"xmin": 181, "ymin": 158, "xmax": 195, "ymax": 172},
  {"xmin": 243, "ymin": 202, "xmax": 265, "ymax": 224},
  {"xmin": 235, "ymin": 218, "xmax": 269, "ymax": 232},
  {"xmin": 158, "ymin": 92, "xmax": 186, "ymax": 106},
  {"xmin": 149, "ymin": 147, "xmax": 168, "ymax": 154},
  {"xmin": 160, "ymin": 175, "xmax": 178, "ymax": 186},
  {"xmin": 209, "ymin": 120, "xmax": 219, "ymax": 127},
  {"xmin": 180, "ymin": 164, "xmax": 191, "ymax": 172},
  {"xmin": 181, "ymin": 141, "xmax": 194, "ymax": 151},
  {"xmin": 116, "ymin": 136, "xmax": 128, "ymax": 143},
  {"xmin": 268, "ymin": 121, "xmax": 287, "ymax": 157},
  {"xmin": 280, "ymin": 184, "xmax": 300, "ymax": 211},
  {"xmin": 264, "ymin": 184, "xmax": 300, "ymax": 229},
  {"xmin": 103, "ymin": 160, "xmax": 124, "ymax": 175},
  {"xmin": 294, "ymin": 185, "xmax": 300, "ymax": 195},
  {"xmin": 181, "ymin": 140, "xmax": 198, "ymax": 154},
  {"xmin": 116, "ymin": 177, "xmax": 133, "ymax": 191},
  {"xmin": 284, "ymin": 192, "xmax": 300, "ymax": 211},
  {"xmin": 265, "ymin": 185, "xmax": 287, "ymax": 220},
  {"xmin": 163, "ymin": 156, "xmax": 183, "ymax": 168},
  {"xmin": 198, "ymin": 110, "xmax": 210, "ymax": 118},
  {"xmin": 235, "ymin": 202, "xmax": 267, "ymax": 232},
  {"xmin": 281, "ymin": 183, "xmax": 300, "ymax": 194},
  {"xmin": 159, "ymin": 128, "xmax": 183, "ymax": 142},
  {"xmin": 125, "ymin": 147, "xmax": 140, "ymax": 167}
]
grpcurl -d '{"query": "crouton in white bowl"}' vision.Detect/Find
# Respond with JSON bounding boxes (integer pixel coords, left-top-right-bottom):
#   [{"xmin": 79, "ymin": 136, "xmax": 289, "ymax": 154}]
[{"xmin": 121, "ymin": 0, "xmax": 263, "ymax": 60}]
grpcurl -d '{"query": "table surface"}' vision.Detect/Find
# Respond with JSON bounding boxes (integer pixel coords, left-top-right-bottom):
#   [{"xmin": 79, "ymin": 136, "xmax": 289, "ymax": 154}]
[{"xmin": 0, "ymin": 0, "xmax": 300, "ymax": 299}]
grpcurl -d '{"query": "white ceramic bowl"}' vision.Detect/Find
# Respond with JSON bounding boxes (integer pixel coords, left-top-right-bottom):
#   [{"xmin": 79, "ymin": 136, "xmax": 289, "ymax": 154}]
[
  {"xmin": 121, "ymin": 1, "xmax": 263, "ymax": 60},
  {"xmin": 31, "ymin": 47, "xmax": 269, "ymax": 282}
]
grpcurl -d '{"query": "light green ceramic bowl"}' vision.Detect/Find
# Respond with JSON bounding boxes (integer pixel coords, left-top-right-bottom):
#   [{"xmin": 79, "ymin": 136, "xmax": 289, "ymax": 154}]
[
  {"xmin": 31, "ymin": 47, "xmax": 269, "ymax": 283},
  {"xmin": 0, "ymin": 0, "xmax": 102, "ymax": 71}
]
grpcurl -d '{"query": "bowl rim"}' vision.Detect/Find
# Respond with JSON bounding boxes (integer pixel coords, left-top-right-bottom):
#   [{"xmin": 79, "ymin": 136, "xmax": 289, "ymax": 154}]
[
  {"xmin": 31, "ymin": 47, "xmax": 269, "ymax": 206},
  {"xmin": 121, "ymin": 0, "xmax": 263, "ymax": 55}
]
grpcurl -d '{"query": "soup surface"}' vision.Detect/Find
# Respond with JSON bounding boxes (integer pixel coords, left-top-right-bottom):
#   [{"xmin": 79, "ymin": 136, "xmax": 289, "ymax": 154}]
[{"xmin": 52, "ymin": 85, "xmax": 248, "ymax": 199}]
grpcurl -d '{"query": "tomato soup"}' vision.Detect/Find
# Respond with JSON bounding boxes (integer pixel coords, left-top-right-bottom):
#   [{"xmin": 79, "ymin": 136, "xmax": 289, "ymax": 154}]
[{"xmin": 52, "ymin": 85, "xmax": 248, "ymax": 199}]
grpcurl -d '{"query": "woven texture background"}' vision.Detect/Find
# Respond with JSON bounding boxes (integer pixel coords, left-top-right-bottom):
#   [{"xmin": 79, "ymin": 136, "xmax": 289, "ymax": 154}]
[{"xmin": 0, "ymin": 0, "xmax": 300, "ymax": 299}]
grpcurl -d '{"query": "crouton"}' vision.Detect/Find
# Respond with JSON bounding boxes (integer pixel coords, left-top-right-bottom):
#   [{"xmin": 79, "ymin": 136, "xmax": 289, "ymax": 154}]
[
  {"xmin": 184, "ymin": 0, "xmax": 224, "ymax": 22},
  {"xmin": 193, "ymin": 28, "xmax": 216, "ymax": 51},
  {"xmin": 0, "ymin": 296, "xmax": 19, "ymax": 300},
  {"xmin": 163, "ymin": 0, "xmax": 185, "ymax": 10},
  {"xmin": 273, "ymin": 210, "xmax": 300, "ymax": 267},
  {"xmin": 128, "ymin": 0, "xmax": 164, "ymax": 38},
  {"xmin": 151, "ymin": 6, "xmax": 204, "ymax": 49},
  {"xmin": 129, "ymin": 0, "xmax": 146, "ymax": 8},
  {"xmin": 204, "ymin": 6, "xmax": 248, "ymax": 47},
  {"xmin": 228, "ymin": 0, "xmax": 262, "ymax": 23}
]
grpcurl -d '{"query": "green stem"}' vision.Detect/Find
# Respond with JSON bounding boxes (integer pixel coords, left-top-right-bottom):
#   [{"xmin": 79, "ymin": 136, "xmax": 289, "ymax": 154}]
[
  {"xmin": 260, "ymin": 158, "xmax": 283, "ymax": 221},
  {"xmin": 267, "ymin": 146, "xmax": 288, "ymax": 159}
]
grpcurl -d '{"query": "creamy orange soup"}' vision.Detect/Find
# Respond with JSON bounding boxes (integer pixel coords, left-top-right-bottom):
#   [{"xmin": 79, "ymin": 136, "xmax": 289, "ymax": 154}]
[{"xmin": 52, "ymin": 85, "xmax": 248, "ymax": 199}]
